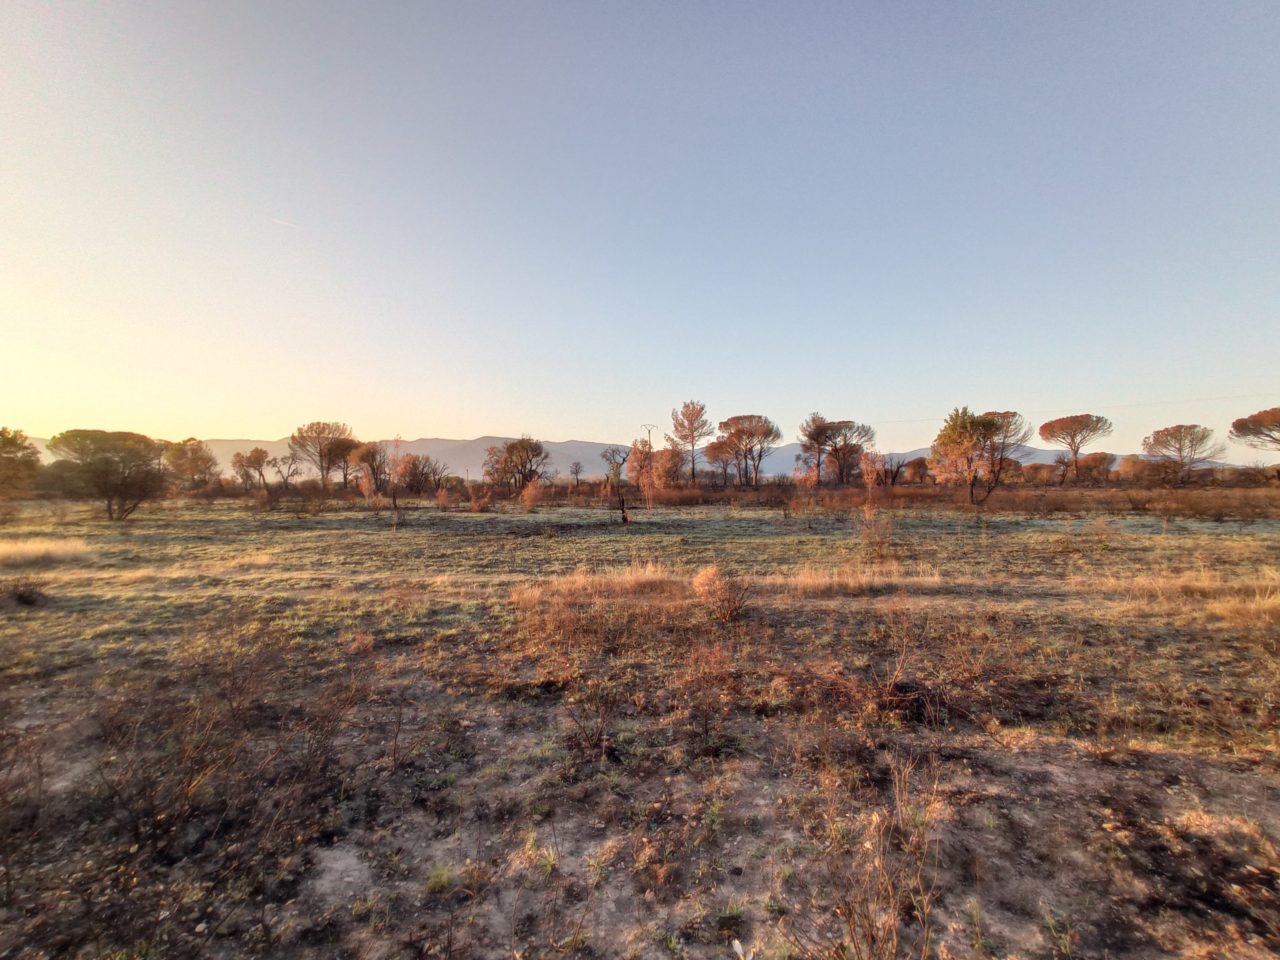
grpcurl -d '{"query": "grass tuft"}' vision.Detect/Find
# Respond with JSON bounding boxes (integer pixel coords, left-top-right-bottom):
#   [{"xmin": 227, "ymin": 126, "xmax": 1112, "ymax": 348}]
[{"xmin": 0, "ymin": 537, "xmax": 91, "ymax": 568}]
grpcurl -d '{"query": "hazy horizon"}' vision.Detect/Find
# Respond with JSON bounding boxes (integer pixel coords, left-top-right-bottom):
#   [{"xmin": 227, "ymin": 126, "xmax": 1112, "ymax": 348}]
[{"xmin": 3, "ymin": 3, "xmax": 1276, "ymax": 457}]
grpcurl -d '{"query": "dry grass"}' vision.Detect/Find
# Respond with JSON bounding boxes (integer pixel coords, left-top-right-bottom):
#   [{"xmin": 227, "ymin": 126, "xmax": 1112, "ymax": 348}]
[
  {"xmin": 1206, "ymin": 587, "xmax": 1280, "ymax": 625},
  {"xmin": 1, "ymin": 500, "xmax": 1277, "ymax": 959},
  {"xmin": 0, "ymin": 536, "xmax": 91, "ymax": 568},
  {"xmin": 764, "ymin": 560, "xmax": 942, "ymax": 597},
  {"xmin": 1120, "ymin": 564, "xmax": 1280, "ymax": 601},
  {"xmin": 512, "ymin": 560, "xmax": 684, "ymax": 605}
]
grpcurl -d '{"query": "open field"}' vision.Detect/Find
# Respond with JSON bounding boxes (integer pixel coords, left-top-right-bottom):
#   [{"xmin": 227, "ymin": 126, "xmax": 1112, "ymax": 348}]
[{"xmin": 2, "ymin": 499, "xmax": 1278, "ymax": 959}]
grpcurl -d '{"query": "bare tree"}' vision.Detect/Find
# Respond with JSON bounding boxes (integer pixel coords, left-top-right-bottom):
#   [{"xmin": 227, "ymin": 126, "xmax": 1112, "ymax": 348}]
[
  {"xmin": 975, "ymin": 411, "xmax": 1031, "ymax": 501},
  {"xmin": 1038, "ymin": 414, "xmax": 1113, "ymax": 483},
  {"xmin": 267, "ymin": 451, "xmax": 301, "ymax": 492},
  {"xmin": 231, "ymin": 447, "xmax": 270, "ymax": 491},
  {"xmin": 288, "ymin": 422, "xmax": 355, "ymax": 490},
  {"xmin": 666, "ymin": 400, "xmax": 713, "ymax": 486},
  {"xmin": 882, "ymin": 455, "xmax": 907, "ymax": 486},
  {"xmin": 483, "ymin": 437, "xmax": 550, "ymax": 494},
  {"xmin": 397, "ymin": 454, "xmax": 448, "ymax": 495},
  {"xmin": 331, "ymin": 437, "xmax": 361, "ymax": 490},
  {"xmin": 350, "ymin": 441, "xmax": 390, "ymax": 497},
  {"xmin": 600, "ymin": 445, "xmax": 631, "ymax": 522},
  {"xmin": 704, "ymin": 437, "xmax": 735, "ymax": 487},
  {"xmin": 861, "ymin": 451, "xmax": 908, "ymax": 487},
  {"xmin": 1142, "ymin": 424, "xmax": 1225, "ymax": 480},
  {"xmin": 569, "ymin": 461, "xmax": 584, "ymax": 491},
  {"xmin": 825, "ymin": 421, "xmax": 876, "ymax": 485},
  {"xmin": 386, "ymin": 440, "xmax": 411, "ymax": 509}
]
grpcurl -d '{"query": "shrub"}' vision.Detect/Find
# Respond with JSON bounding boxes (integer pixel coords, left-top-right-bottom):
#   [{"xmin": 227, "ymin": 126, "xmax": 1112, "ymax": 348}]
[
  {"xmin": 692, "ymin": 565, "xmax": 749, "ymax": 622},
  {"xmin": 2, "ymin": 575, "xmax": 47, "ymax": 606},
  {"xmin": 782, "ymin": 755, "xmax": 938, "ymax": 960},
  {"xmin": 519, "ymin": 481, "xmax": 543, "ymax": 513}
]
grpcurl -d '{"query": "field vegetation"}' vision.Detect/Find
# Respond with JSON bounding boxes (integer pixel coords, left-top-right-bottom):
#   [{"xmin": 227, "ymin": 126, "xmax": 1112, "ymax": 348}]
[{"xmin": 1, "ymin": 494, "xmax": 1278, "ymax": 958}]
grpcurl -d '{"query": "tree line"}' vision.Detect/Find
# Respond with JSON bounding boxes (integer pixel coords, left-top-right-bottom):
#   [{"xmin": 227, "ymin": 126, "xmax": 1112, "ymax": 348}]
[{"xmin": 0, "ymin": 405, "xmax": 1276, "ymax": 519}]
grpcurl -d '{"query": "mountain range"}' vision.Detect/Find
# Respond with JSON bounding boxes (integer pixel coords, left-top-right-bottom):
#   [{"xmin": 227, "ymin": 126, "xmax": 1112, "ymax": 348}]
[{"xmin": 29, "ymin": 436, "xmax": 1081, "ymax": 480}]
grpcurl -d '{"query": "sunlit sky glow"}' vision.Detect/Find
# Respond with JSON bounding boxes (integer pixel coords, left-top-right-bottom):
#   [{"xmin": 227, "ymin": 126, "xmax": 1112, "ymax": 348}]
[{"xmin": 2, "ymin": 2, "xmax": 1276, "ymax": 457}]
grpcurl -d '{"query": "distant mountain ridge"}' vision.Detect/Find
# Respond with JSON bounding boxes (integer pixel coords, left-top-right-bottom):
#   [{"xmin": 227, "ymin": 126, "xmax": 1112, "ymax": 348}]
[{"xmin": 28, "ymin": 436, "xmax": 1115, "ymax": 480}]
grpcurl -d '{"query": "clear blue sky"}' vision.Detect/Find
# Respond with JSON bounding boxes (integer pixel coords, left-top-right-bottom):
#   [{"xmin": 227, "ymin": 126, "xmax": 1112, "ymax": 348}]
[{"xmin": 2, "ymin": 2, "xmax": 1276, "ymax": 457}]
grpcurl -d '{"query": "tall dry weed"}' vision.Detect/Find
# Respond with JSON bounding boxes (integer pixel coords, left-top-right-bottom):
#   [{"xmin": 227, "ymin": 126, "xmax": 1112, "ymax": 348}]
[{"xmin": 781, "ymin": 755, "xmax": 938, "ymax": 960}]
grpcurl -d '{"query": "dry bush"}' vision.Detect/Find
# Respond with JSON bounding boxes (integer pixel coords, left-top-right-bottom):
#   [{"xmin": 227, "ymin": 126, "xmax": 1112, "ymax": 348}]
[
  {"xmin": 1, "ymin": 575, "xmax": 47, "ymax": 607},
  {"xmin": 291, "ymin": 481, "xmax": 329, "ymax": 517},
  {"xmin": 859, "ymin": 501, "xmax": 895, "ymax": 563},
  {"xmin": 692, "ymin": 565, "xmax": 750, "ymax": 622},
  {"xmin": 814, "ymin": 487, "xmax": 865, "ymax": 511},
  {"xmin": 974, "ymin": 485, "xmax": 1280, "ymax": 520},
  {"xmin": 781, "ymin": 755, "xmax": 938, "ymax": 960},
  {"xmin": 0, "ymin": 537, "xmax": 90, "ymax": 568},
  {"xmin": 519, "ymin": 482, "xmax": 544, "ymax": 513},
  {"xmin": 649, "ymin": 487, "xmax": 707, "ymax": 507},
  {"xmin": 760, "ymin": 657, "xmax": 879, "ymax": 726},
  {"xmin": 674, "ymin": 641, "xmax": 736, "ymax": 753},
  {"xmin": 561, "ymin": 674, "xmax": 625, "ymax": 765},
  {"xmin": 250, "ymin": 488, "xmax": 275, "ymax": 512},
  {"xmin": 0, "ymin": 726, "xmax": 45, "ymax": 906},
  {"xmin": 884, "ymin": 486, "xmax": 944, "ymax": 508}
]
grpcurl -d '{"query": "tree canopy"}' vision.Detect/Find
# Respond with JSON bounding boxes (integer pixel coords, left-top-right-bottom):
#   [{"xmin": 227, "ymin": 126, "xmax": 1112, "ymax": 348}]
[
  {"xmin": 47, "ymin": 429, "xmax": 167, "ymax": 519},
  {"xmin": 1038, "ymin": 414, "xmax": 1113, "ymax": 482},
  {"xmin": 484, "ymin": 437, "xmax": 550, "ymax": 493},
  {"xmin": 289, "ymin": 421, "xmax": 355, "ymax": 489},
  {"xmin": 1142, "ymin": 424, "xmax": 1225, "ymax": 479},
  {"xmin": 715, "ymin": 414, "xmax": 782, "ymax": 486},
  {"xmin": 0, "ymin": 427, "xmax": 41, "ymax": 499},
  {"xmin": 667, "ymin": 401, "xmax": 713, "ymax": 486},
  {"xmin": 1229, "ymin": 407, "xmax": 1280, "ymax": 453},
  {"xmin": 164, "ymin": 438, "xmax": 220, "ymax": 491},
  {"xmin": 930, "ymin": 407, "xmax": 994, "ymax": 502},
  {"xmin": 797, "ymin": 413, "xmax": 833, "ymax": 484}
]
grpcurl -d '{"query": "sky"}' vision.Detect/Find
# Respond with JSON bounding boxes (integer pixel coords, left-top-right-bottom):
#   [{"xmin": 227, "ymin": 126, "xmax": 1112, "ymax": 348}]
[{"xmin": 2, "ymin": 1, "xmax": 1277, "ymax": 459}]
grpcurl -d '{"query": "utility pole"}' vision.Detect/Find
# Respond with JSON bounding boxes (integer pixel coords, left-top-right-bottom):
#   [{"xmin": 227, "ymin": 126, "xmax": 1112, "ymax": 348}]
[{"xmin": 642, "ymin": 423, "xmax": 657, "ymax": 448}]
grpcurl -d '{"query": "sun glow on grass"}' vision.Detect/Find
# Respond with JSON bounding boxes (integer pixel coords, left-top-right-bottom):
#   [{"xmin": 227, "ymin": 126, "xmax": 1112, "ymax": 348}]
[{"xmin": 0, "ymin": 536, "xmax": 91, "ymax": 567}]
